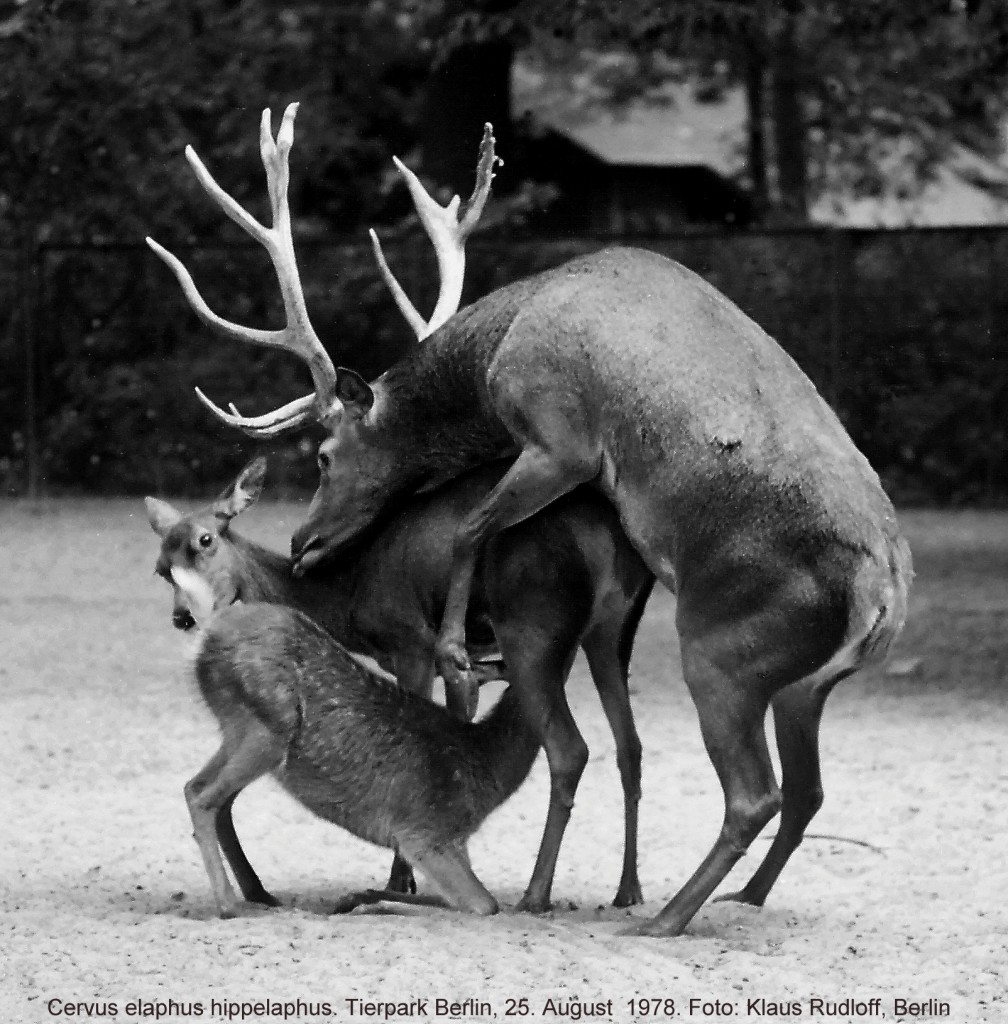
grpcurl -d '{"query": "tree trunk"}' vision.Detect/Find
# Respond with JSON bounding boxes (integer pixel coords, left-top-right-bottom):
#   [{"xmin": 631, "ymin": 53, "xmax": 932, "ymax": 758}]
[
  {"xmin": 743, "ymin": 44, "xmax": 770, "ymax": 220},
  {"xmin": 770, "ymin": 14, "xmax": 809, "ymax": 222},
  {"xmin": 420, "ymin": 38, "xmax": 515, "ymax": 197}
]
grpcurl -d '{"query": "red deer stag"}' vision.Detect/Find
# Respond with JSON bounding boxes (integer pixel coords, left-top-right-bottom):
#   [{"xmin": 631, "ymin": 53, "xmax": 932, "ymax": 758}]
[
  {"xmin": 147, "ymin": 104, "xmax": 912, "ymax": 936},
  {"xmin": 146, "ymin": 457, "xmax": 652, "ymax": 912}
]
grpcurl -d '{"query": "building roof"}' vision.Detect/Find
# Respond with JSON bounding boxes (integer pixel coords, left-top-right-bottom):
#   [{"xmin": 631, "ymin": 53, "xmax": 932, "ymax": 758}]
[
  {"xmin": 541, "ymin": 89, "xmax": 748, "ymax": 175},
  {"xmin": 514, "ymin": 52, "xmax": 1008, "ymax": 227}
]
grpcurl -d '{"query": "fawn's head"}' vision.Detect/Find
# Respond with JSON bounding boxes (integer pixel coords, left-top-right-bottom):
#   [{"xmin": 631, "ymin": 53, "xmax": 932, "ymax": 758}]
[{"xmin": 144, "ymin": 457, "xmax": 266, "ymax": 630}]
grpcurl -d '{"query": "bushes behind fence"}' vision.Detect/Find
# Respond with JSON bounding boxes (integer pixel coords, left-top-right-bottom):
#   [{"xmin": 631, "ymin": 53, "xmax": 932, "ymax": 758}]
[{"xmin": 1, "ymin": 230, "xmax": 1006, "ymax": 502}]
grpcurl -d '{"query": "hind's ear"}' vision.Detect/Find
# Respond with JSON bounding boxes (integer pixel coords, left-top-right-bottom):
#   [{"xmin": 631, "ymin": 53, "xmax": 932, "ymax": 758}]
[
  {"xmin": 145, "ymin": 497, "xmax": 182, "ymax": 537},
  {"xmin": 213, "ymin": 457, "xmax": 267, "ymax": 524}
]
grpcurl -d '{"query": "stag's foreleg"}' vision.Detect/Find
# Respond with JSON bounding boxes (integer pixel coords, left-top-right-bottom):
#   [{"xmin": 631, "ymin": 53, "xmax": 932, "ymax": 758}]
[{"xmin": 436, "ymin": 410, "xmax": 600, "ymax": 718}]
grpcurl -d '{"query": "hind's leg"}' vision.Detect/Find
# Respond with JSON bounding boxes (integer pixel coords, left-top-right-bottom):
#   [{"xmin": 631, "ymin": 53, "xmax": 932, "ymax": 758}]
[
  {"xmin": 582, "ymin": 629, "xmax": 644, "ymax": 907},
  {"xmin": 491, "ymin": 623, "xmax": 585, "ymax": 913},
  {"xmin": 184, "ymin": 721, "xmax": 285, "ymax": 918},
  {"xmin": 716, "ymin": 673, "xmax": 844, "ymax": 906}
]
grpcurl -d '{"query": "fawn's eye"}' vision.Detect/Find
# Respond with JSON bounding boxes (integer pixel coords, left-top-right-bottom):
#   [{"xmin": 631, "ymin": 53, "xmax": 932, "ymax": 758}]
[
  {"xmin": 317, "ymin": 450, "xmax": 330, "ymax": 472},
  {"xmin": 198, "ymin": 533, "xmax": 213, "ymax": 548}
]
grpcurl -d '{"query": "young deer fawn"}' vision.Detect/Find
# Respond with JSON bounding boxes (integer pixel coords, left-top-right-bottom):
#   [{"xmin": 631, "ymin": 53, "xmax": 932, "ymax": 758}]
[
  {"xmin": 149, "ymin": 105, "xmax": 912, "ymax": 935},
  {"xmin": 181, "ymin": 597, "xmax": 539, "ymax": 918},
  {"xmin": 147, "ymin": 456, "xmax": 653, "ymax": 913}
]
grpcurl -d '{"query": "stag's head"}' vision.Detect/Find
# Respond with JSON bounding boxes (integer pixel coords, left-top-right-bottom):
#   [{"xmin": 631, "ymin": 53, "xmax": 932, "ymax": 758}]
[
  {"xmin": 146, "ymin": 104, "xmax": 497, "ymax": 577},
  {"xmin": 145, "ymin": 458, "xmax": 266, "ymax": 629}
]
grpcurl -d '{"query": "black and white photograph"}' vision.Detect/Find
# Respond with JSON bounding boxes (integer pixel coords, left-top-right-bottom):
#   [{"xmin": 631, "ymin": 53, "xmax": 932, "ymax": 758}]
[{"xmin": 1, "ymin": 2, "xmax": 1005, "ymax": 1022}]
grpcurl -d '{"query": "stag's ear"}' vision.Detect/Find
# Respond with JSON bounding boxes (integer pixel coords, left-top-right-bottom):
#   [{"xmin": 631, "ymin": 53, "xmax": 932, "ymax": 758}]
[
  {"xmin": 145, "ymin": 497, "xmax": 183, "ymax": 537},
  {"xmin": 213, "ymin": 457, "xmax": 267, "ymax": 524},
  {"xmin": 335, "ymin": 367, "xmax": 374, "ymax": 420}
]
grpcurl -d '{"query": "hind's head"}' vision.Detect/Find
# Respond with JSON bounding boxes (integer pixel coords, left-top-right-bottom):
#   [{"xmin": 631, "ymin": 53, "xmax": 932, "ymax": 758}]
[{"xmin": 144, "ymin": 457, "xmax": 266, "ymax": 630}]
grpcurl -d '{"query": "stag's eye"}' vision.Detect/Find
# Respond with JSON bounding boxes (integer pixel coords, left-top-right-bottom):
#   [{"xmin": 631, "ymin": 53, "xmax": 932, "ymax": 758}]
[
  {"xmin": 317, "ymin": 450, "xmax": 330, "ymax": 472},
  {"xmin": 198, "ymin": 533, "xmax": 214, "ymax": 548}
]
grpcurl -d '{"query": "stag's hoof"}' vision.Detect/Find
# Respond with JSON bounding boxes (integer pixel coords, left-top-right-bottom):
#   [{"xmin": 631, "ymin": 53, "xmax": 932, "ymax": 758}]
[
  {"xmin": 621, "ymin": 914, "xmax": 687, "ymax": 938},
  {"xmin": 713, "ymin": 888, "xmax": 764, "ymax": 907},
  {"xmin": 437, "ymin": 642, "xmax": 479, "ymax": 720}
]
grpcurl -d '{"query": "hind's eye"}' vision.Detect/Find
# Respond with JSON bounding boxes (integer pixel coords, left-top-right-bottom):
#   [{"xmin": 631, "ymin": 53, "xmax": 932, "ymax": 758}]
[{"xmin": 198, "ymin": 533, "xmax": 213, "ymax": 548}]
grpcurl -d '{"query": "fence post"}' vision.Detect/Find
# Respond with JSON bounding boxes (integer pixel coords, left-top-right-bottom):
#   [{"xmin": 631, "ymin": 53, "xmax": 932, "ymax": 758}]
[
  {"xmin": 828, "ymin": 229, "xmax": 846, "ymax": 410},
  {"xmin": 986, "ymin": 233, "xmax": 1000, "ymax": 502},
  {"xmin": 19, "ymin": 237, "xmax": 41, "ymax": 498}
]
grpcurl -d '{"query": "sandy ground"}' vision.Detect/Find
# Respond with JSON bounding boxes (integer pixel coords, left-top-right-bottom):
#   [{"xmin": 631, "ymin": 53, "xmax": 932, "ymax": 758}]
[{"xmin": 1, "ymin": 500, "xmax": 1005, "ymax": 1024}]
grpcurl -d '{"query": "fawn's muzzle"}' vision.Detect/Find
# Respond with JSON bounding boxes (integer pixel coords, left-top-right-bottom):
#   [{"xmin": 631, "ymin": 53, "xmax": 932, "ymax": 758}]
[{"xmin": 173, "ymin": 608, "xmax": 197, "ymax": 631}]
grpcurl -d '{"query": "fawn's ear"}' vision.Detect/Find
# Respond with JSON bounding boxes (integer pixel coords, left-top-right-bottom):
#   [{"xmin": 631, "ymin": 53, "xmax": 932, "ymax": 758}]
[
  {"xmin": 145, "ymin": 497, "xmax": 183, "ymax": 537},
  {"xmin": 213, "ymin": 457, "xmax": 267, "ymax": 524},
  {"xmin": 335, "ymin": 367, "xmax": 374, "ymax": 420}
]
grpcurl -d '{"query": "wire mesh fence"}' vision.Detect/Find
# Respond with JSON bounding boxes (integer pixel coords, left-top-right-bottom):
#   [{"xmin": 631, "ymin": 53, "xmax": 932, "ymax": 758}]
[{"xmin": 1, "ymin": 226, "xmax": 1006, "ymax": 502}]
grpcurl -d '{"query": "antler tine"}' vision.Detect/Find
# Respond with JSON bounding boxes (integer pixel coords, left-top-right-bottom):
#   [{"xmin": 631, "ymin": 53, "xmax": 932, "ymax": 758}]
[
  {"xmin": 194, "ymin": 387, "xmax": 317, "ymax": 438},
  {"xmin": 369, "ymin": 229, "xmax": 427, "ymax": 340},
  {"xmin": 457, "ymin": 123, "xmax": 499, "ymax": 236},
  {"xmin": 149, "ymin": 102, "xmax": 340, "ymax": 435},
  {"xmin": 371, "ymin": 123, "xmax": 498, "ymax": 341}
]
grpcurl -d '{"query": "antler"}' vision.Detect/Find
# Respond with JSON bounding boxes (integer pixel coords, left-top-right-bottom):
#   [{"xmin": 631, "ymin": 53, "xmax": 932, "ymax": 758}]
[
  {"xmin": 146, "ymin": 103, "xmax": 339, "ymax": 437},
  {"xmin": 370, "ymin": 123, "xmax": 498, "ymax": 341}
]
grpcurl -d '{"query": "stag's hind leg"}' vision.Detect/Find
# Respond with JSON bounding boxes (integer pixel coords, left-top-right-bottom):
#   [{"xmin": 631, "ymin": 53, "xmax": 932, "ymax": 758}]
[
  {"xmin": 632, "ymin": 638, "xmax": 782, "ymax": 937},
  {"xmin": 716, "ymin": 672, "xmax": 846, "ymax": 907},
  {"xmin": 184, "ymin": 718, "xmax": 286, "ymax": 918}
]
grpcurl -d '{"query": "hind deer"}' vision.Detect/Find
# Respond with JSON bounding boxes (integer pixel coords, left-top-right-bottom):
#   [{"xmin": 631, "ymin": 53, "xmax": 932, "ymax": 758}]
[
  {"xmin": 147, "ymin": 104, "xmax": 912, "ymax": 936},
  {"xmin": 147, "ymin": 456, "xmax": 653, "ymax": 913}
]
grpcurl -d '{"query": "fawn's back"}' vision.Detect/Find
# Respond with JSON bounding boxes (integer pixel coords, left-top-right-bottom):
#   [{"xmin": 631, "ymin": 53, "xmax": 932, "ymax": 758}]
[{"xmin": 195, "ymin": 603, "xmax": 540, "ymax": 852}]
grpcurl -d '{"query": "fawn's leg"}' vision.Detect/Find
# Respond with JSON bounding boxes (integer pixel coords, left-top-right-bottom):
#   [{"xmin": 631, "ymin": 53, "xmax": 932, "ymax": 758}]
[
  {"xmin": 215, "ymin": 793, "xmax": 281, "ymax": 907},
  {"xmin": 184, "ymin": 723, "xmax": 285, "ymax": 918},
  {"xmin": 582, "ymin": 627, "xmax": 645, "ymax": 907},
  {"xmin": 407, "ymin": 843, "xmax": 499, "ymax": 915}
]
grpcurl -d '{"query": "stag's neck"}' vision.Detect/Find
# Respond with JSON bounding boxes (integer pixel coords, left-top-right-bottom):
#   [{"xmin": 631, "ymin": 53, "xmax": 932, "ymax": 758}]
[{"xmin": 372, "ymin": 285, "xmax": 530, "ymax": 491}]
